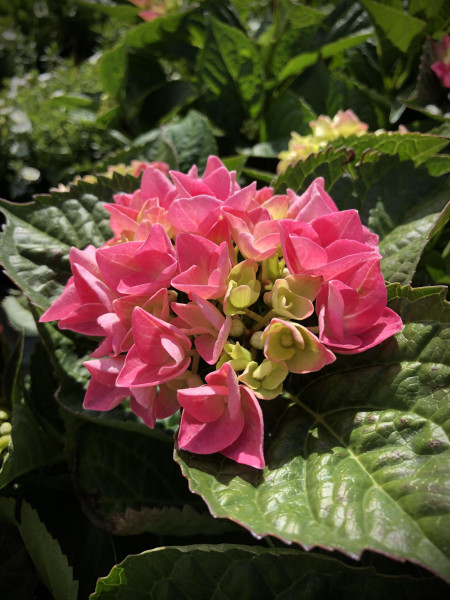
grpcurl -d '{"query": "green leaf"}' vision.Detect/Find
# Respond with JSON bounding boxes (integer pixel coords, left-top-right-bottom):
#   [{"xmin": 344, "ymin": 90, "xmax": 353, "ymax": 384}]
[
  {"xmin": 341, "ymin": 132, "xmax": 449, "ymax": 168},
  {"xmin": 274, "ymin": 147, "xmax": 355, "ymax": 194},
  {"xmin": 277, "ymin": 30, "xmax": 374, "ymax": 84},
  {"xmin": 91, "ymin": 544, "xmax": 449, "ymax": 599},
  {"xmin": 100, "ymin": 11, "xmax": 190, "ymax": 98},
  {"xmin": 107, "ymin": 504, "xmax": 236, "ymax": 537},
  {"xmin": 100, "ymin": 110, "xmax": 217, "ymax": 174},
  {"xmin": 425, "ymin": 155, "xmax": 450, "ymax": 178},
  {"xmin": 2, "ymin": 331, "xmax": 24, "ymax": 409},
  {"xmin": 0, "ymin": 173, "xmax": 139, "ymax": 310},
  {"xmin": 160, "ymin": 110, "xmax": 218, "ymax": 173},
  {"xmin": 360, "ymin": 0, "xmax": 426, "ymax": 53},
  {"xmin": 380, "ymin": 201, "xmax": 450, "ymax": 284},
  {"xmin": 287, "ymin": 2, "xmax": 331, "ymax": 29},
  {"xmin": 321, "ymin": 29, "xmax": 374, "ymax": 59},
  {"xmin": 197, "ymin": 17, "xmax": 265, "ymax": 120},
  {"xmin": 176, "ymin": 316, "xmax": 450, "ymax": 582},
  {"xmin": 17, "ymin": 501, "xmax": 79, "ymax": 600},
  {"xmin": 66, "ymin": 416, "xmax": 212, "ymax": 535},
  {"xmin": 0, "ymin": 498, "xmax": 38, "ymax": 600},
  {"xmin": 387, "ymin": 284, "xmax": 450, "ymax": 323},
  {"xmin": 0, "ymin": 403, "xmax": 61, "ymax": 490},
  {"xmin": 2, "ymin": 292, "xmax": 38, "ymax": 336},
  {"xmin": 277, "ymin": 51, "xmax": 318, "ymax": 83}
]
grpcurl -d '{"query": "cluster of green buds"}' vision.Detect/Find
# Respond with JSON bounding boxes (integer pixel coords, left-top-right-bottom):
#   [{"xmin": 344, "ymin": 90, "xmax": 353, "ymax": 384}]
[
  {"xmin": 0, "ymin": 408, "xmax": 11, "ymax": 460},
  {"xmin": 216, "ymin": 254, "xmax": 334, "ymax": 400}
]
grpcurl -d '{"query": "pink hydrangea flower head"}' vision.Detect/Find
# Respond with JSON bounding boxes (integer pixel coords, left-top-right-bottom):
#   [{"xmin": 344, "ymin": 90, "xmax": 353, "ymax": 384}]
[
  {"xmin": 116, "ymin": 307, "xmax": 192, "ymax": 387},
  {"xmin": 262, "ymin": 318, "xmax": 335, "ymax": 373},
  {"xmin": 177, "ymin": 362, "xmax": 265, "ymax": 469},
  {"xmin": 431, "ymin": 35, "xmax": 450, "ymax": 88},
  {"xmin": 310, "ymin": 110, "xmax": 368, "ymax": 140}
]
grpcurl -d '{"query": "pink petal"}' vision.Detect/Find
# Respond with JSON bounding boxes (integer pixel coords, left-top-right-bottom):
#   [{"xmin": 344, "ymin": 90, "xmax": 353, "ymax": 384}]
[
  {"xmin": 178, "ymin": 405, "xmax": 244, "ymax": 454},
  {"xmin": 221, "ymin": 386, "xmax": 265, "ymax": 469},
  {"xmin": 178, "ymin": 386, "xmax": 227, "ymax": 422}
]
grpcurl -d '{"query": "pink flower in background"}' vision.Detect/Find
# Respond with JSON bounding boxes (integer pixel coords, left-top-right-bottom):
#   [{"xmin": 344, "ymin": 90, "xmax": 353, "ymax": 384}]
[
  {"xmin": 431, "ymin": 35, "xmax": 450, "ymax": 88},
  {"xmin": 177, "ymin": 363, "xmax": 264, "ymax": 469},
  {"xmin": 41, "ymin": 155, "xmax": 402, "ymax": 469}
]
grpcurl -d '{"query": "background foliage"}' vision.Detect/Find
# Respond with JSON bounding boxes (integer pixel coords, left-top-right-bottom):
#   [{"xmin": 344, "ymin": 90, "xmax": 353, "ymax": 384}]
[{"xmin": 0, "ymin": 0, "xmax": 449, "ymax": 598}]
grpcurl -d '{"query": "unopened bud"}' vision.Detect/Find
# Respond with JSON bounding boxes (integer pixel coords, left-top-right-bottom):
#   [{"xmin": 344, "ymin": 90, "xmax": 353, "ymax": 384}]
[
  {"xmin": 250, "ymin": 331, "xmax": 264, "ymax": 350},
  {"xmin": 230, "ymin": 317, "xmax": 245, "ymax": 337}
]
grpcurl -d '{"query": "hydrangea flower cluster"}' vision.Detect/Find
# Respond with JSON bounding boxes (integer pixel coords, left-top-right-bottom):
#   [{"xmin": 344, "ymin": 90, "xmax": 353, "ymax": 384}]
[
  {"xmin": 40, "ymin": 156, "xmax": 402, "ymax": 469},
  {"xmin": 277, "ymin": 110, "xmax": 368, "ymax": 174}
]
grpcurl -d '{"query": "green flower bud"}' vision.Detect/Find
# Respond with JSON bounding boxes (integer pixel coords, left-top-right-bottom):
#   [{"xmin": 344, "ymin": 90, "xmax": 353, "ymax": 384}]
[
  {"xmin": 229, "ymin": 317, "xmax": 245, "ymax": 337},
  {"xmin": 250, "ymin": 331, "xmax": 264, "ymax": 350},
  {"xmin": 224, "ymin": 259, "xmax": 261, "ymax": 316},
  {"xmin": 260, "ymin": 255, "xmax": 284, "ymax": 290},
  {"xmin": 239, "ymin": 359, "xmax": 288, "ymax": 399},
  {"xmin": 216, "ymin": 342, "xmax": 252, "ymax": 371},
  {"xmin": 0, "ymin": 422, "xmax": 11, "ymax": 436}
]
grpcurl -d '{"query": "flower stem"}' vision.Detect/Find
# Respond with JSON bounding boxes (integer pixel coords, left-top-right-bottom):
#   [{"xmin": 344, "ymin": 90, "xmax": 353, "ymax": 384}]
[
  {"xmin": 247, "ymin": 309, "xmax": 275, "ymax": 333},
  {"xmin": 190, "ymin": 352, "xmax": 199, "ymax": 375}
]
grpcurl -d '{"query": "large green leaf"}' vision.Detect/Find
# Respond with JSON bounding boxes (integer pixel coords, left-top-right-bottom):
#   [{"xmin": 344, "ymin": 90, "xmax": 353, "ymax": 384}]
[
  {"xmin": 18, "ymin": 502, "xmax": 79, "ymax": 600},
  {"xmin": 380, "ymin": 201, "xmax": 449, "ymax": 284},
  {"xmin": 195, "ymin": 17, "xmax": 265, "ymax": 135},
  {"xmin": 176, "ymin": 297, "xmax": 450, "ymax": 581},
  {"xmin": 387, "ymin": 284, "xmax": 450, "ymax": 323},
  {"xmin": 0, "ymin": 173, "xmax": 139, "ymax": 310},
  {"xmin": 335, "ymin": 132, "xmax": 449, "ymax": 168},
  {"xmin": 98, "ymin": 110, "xmax": 218, "ymax": 174},
  {"xmin": 91, "ymin": 544, "xmax": 448, "ymax": 599},
  {"xmin": 100, "ymin": 11, "xmax": 192, "ymax": 98},
  {"xmin": 0, "ymin": 499, "xmax": 78, "ymax": 600},
  {"xmin": 360, "ymin": 0, "xmax": 426, "ymax": 53},
  {"xmin": 0, "ymin": 403, "xmax": 61, "ymax": 490},
  {"xmin": 277, "ymin": 31, "xmax": 374, "ymax": 83},
  {"xmin": 0, "ymin": 499, "xmax": 38, "ymax": 600},
  {"xmin": 66, "ymin": 415, "xmax": 230, "ymax": 536}
]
